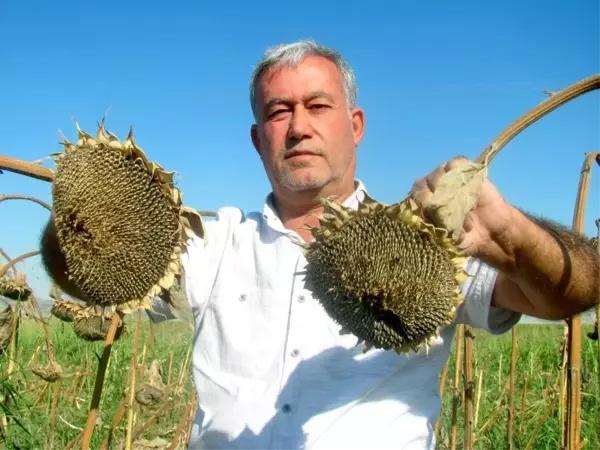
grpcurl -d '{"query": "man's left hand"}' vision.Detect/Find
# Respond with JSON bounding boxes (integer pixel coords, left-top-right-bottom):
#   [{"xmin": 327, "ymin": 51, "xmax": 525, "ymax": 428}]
[{"xmin": 408, "ymin": 156, "xmax": 523, "ymax": 273}]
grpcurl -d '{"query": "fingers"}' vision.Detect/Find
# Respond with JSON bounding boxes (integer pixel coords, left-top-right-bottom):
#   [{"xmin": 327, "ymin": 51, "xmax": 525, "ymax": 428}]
[
  {"xmin": 410, "ymin": 155, "xmax": 473, "ymax": 198},
  {"xmin": 407, "ymin": 155, "xmax": 474, "ymax": 220},
  {"xmin": 444, "ymin": 155, "xmax": 471, "ymax": 171},
  {"xmin": 409, "ymin": 177, "xmax": 432, "ymax": 208}
]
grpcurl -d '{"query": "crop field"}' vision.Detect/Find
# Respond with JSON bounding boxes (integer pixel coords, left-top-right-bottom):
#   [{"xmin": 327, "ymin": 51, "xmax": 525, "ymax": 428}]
[
  {"xmin": 435, "ymin": 323, "xmax": 599, "ymax": 450},
  {"xmin": 0, "ymin": 313, "xmax": 197, "ymax": 450},
  {"xmin": 0, "ymin": 312, "xmax": 597, "ymax": 450}
]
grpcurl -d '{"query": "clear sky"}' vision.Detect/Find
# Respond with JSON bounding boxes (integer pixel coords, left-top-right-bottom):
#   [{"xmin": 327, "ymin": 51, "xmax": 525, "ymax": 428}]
[{"xmin": 1, "ymin": 0, "xmax": 599, "ymax": 300}]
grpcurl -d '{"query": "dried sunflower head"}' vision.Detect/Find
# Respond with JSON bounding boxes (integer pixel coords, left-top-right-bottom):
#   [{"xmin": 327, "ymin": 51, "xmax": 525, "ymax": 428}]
[
  {"xmin": 32, "ymin": 360, "xmax": 63, "ymax": 383},
  {"xmin": 0, "ymin": 305, "xmax": 14, "ymax": 353},
  {"xmin": 0, "ymin": 272, "xmax": 32, "ymax": 301},
  {"xmin": 50, "ymin": 299, "xmax": 83, "ymax": 322},
  {"xmin": 50, "ymin": 120, "xmax": 205, "ymax": 314},
  {"xmin": 72, "ymin": 308, "xmax": 126, "ymax": 342},
  {"xmin": 301, "ymin": 193, "xmax": 469, "ymax": 355},
  {"xmin": 135, "ymin": 359, "xmax": 166, "ymax": 407}
]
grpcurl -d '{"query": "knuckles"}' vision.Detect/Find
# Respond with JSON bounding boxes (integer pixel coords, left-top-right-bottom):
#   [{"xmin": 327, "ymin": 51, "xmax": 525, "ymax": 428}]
[
  {"xmin": 408, "ymin": 155, "xmax": 475, "ymax": 203},
  {"xmin": 444, "ymin": 155, "xmax": 472, "ymax": 171}
]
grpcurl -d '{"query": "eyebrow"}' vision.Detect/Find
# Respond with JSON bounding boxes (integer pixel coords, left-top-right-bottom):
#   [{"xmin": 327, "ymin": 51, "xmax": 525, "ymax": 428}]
[{"xmin": 263, "ymin": 91, "xmax": 335, "ymax": 114}]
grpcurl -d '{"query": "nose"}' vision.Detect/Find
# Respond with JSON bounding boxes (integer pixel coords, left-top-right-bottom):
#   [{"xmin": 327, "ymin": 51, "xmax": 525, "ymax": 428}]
[{"xmin": 287, "ymin": 106, "xmax": 313, "ymax": 140}]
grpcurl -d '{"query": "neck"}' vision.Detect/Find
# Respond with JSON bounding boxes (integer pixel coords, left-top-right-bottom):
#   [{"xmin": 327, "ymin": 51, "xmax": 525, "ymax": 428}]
[{"xmin": 272, "ymin": 180, "xmax": 357, "ymax": 241}]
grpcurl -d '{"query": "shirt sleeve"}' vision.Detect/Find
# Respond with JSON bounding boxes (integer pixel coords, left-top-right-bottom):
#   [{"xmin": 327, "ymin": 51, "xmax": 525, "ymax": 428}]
[{"xmin": 455, "ymin": 257, "xmax": 521, "ymax": 334}]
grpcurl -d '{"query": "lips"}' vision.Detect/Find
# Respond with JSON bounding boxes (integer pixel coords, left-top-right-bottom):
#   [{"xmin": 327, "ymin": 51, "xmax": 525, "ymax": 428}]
[{"xmin": 284, "ymin": 150, "xmax": 319, "ymax": 159}]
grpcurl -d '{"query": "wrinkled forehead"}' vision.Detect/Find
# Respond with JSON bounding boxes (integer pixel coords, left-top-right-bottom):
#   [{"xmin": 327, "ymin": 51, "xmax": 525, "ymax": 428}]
[{"xmin": 255, "ymin": 56, "xmax": 345, "ymax": 105}]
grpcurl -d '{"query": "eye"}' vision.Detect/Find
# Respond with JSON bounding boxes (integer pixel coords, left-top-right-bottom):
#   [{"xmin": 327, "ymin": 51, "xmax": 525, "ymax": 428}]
[
  {"xmin": 268, "ymin": 108, "xmax": 290, "ymax": 119},
  {"xmin": 309, "ymin": 104, "xmax": 330, "ymax": 112}
]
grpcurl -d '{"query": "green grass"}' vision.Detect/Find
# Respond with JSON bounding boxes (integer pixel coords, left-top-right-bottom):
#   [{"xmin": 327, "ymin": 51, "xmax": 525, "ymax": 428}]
[
  {"xmin": 436, "ymin": 324, "xmax": 599, "ymax": 450},
  {"xmin": 0, "ymin": 316, "xmax": 598, "ymax": 449},
  {"xmin": 0, "ymin": 314, "xmax": 195, "ymax": 449}
]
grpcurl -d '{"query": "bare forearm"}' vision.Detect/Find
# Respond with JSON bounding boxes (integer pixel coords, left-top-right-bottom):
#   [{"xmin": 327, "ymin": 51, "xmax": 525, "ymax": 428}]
[
  {"xmin": 39, "ymin": 217, "xmax": 89, "ymax": 301},
  {"xmin": 492, "ymin": 207, "xmax": 599, "ymax": 318}
]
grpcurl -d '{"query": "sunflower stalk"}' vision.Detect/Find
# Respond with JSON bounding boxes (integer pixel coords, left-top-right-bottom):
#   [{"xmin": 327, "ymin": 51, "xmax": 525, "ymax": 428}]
[
  {"xmin": 80, "ymin": 312, "xmax": 123, "ymax": 450},
  {"xmin": 563, "ymin": 151, "xmax": 599, "ymax": 450},
  {"xmin": 125, "ymin": 310, "xmax": 143, "ymax": 450}
]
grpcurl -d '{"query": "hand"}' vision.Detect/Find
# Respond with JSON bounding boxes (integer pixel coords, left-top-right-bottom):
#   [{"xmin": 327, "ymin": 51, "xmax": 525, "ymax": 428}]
[{"xmin": 408, "ymin": 156, "xmax": 522, "ymax": 273}]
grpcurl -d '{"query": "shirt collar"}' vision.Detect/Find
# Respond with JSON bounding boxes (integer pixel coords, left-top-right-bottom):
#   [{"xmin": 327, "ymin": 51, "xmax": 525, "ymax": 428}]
[{"xmin": 261, "ymin": 180, "xmax": 368, "ymax": 237}]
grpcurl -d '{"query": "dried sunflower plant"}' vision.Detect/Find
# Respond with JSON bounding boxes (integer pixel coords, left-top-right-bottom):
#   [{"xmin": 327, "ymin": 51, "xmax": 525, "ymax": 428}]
[{"xmin": 45, "ymin": 120, "xmax": 206, "ymax": 448}]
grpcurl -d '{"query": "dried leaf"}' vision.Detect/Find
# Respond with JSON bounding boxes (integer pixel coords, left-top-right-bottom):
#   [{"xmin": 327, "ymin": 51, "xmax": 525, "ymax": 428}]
[
  {"xmin": 426, "ymin": 161, "xmax": 488, "ymax": 240},
  {"xmin": 181, "ymin": 205, "xmax": 206, "ymax": 242}
]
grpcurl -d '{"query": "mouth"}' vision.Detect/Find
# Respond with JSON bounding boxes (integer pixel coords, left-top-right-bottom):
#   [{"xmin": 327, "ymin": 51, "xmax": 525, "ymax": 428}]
[{"xmin": 284, "ymin": 150, "xmax": 319, "ymax": 160}]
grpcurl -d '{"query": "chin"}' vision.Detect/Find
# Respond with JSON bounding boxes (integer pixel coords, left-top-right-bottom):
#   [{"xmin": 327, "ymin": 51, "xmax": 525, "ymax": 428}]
[{"xmin": 281, "ymin": 172, "xmax": 329, "ymax": 191}]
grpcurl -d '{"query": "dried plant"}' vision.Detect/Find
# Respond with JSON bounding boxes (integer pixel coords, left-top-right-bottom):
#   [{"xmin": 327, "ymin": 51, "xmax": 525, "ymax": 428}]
[
  {"xmin": 72, "ymin": 309, "xmax": 126, "ymax": 342},
  {"xmin": 135, "ymin": 359, "xmax": 166, "ymax": 408}
]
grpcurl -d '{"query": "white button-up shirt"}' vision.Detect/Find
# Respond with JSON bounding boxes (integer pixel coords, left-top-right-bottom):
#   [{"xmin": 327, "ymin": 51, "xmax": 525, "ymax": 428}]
[{"xmin": 151, "ymin": 181, "xmax": 521, "ymax": 450}]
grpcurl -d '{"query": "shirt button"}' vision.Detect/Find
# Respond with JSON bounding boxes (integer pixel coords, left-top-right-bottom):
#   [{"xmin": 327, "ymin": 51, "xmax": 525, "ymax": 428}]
[
  {"xmin": 282, "ymin": 404, "xmax": 292, "ymax": 413},
  {"xmin": 291, "ymin": 349, "xmax": 300, "ymax": 357}
]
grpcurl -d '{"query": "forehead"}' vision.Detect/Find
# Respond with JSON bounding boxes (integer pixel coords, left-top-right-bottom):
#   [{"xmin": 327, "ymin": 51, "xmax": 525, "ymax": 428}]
[{"xmin": 255, "ymin": 55, "xmax": 345, "ymax": 103}]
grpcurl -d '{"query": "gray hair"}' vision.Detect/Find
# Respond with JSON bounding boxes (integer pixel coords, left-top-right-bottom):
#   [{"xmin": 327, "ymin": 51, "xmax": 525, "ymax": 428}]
[{"xmin": 249, "ymin": 40, "xmax": 358, "ymax": 120}]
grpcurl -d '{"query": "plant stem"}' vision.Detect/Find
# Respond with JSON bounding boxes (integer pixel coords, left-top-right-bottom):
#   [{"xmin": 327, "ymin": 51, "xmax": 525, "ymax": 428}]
[
  {"xmin": 564, "ymin": 151, "xmax": 599, "ymax": 450},
  {"xmin": 80, "ymin": 312, "xmax": 123, "ymax": 450},
  {"xmin": 0, "ymin": 155, "xmax": 54, "ymax": 181},
  {"xmin": 0, "ymin": 250, "xmax": 40, "ymax": 278},
  {"xmin": 475, "ymin": 74, "xmax": 600, "ymax": 165},
  {"xmin": 0, "ymin": 194, "xmax": 52, "ymax": 211}
]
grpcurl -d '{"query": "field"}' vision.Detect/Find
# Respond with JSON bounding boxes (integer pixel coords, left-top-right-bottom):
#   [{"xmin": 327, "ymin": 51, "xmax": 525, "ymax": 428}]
[
  {"xmin": 0, "ymin": 313, "xmax": 597, "ymax": 450},
  {"xmin": 0, "ymin": 314, "xmax": 197, "ymax": 450},
  {"xmin": 436, "ymin": 324, "xmax": 599, "ymax": 450}
]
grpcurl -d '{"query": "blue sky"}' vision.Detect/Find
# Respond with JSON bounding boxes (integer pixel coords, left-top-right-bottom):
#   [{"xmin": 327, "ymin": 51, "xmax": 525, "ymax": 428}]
[{"xmin": 1, "ymin": 0, "xmax": 599, "ymax": 299}]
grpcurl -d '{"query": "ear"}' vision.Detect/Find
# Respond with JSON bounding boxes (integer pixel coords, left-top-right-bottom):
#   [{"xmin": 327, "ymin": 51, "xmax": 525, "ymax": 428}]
[
  {"xmin": 250, "ymin": 124, "xmax": 261, "ymax": 155},
  {"xmin": 351, "ymin": 108, "xmax": 366, "ymax": 147}
]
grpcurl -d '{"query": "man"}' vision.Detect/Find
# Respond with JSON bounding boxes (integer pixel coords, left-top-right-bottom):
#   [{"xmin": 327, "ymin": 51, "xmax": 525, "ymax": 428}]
[{"xmin": 40, "ymin": 40, "xmax": 599, "ymax": 449}]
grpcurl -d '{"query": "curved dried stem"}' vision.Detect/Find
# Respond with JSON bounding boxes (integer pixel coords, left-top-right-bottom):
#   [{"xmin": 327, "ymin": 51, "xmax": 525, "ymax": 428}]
[
  {"xmin": 0, "ymin": 250, "xmax": 40, "ymax": 278},
  {"xmin": 0, "ymin": 155, "xmax": 54, "ymax": 182},
  {"xmin": 0, "ymin": 249, "xmax": 17, "ymax": 277},
  {"xmin": 476, "ymin": 74, "xmax": 600, "ymax": 164},
  {"xmin": 423, "ymin": 74, "xmax": 599, "ymax": 241},
  {"xmin": 0, "ymin": 194, "xmax": 51, "ymax": 211}
]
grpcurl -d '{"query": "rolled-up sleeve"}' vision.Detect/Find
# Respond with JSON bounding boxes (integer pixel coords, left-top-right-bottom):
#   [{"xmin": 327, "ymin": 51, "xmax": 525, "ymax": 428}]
[{"xmin": 455, "ymin": 258, "xmax": 521, "ymax": 334}]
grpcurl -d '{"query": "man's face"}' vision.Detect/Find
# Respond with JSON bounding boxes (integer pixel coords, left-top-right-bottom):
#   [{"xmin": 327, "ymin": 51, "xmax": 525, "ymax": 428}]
[{"xmin": 251, "ymin": 55, "xmax": 365, "ymax": 194}]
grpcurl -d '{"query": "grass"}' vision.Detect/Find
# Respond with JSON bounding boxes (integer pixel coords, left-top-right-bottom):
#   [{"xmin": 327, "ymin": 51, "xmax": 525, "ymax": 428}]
[
  {"xmin": 0, "ymin": 314, "xmax": 196, "ymax": 449},
  {"xmin": 0, "ymin": 315, "xmax": 598, "ymax": 449},
  {"xmin": 435, "ymin": 324, "xmax": 599, "ymax": 450}
]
